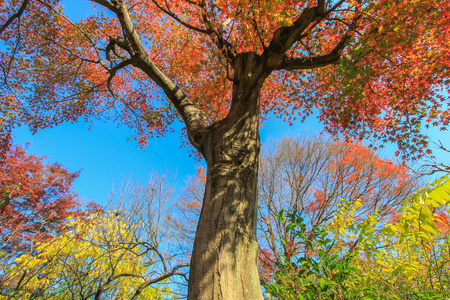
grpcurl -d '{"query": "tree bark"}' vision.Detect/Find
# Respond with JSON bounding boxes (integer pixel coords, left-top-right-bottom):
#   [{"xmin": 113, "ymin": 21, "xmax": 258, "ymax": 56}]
[{"xmin": 188, "ymin": 53, "xmax": 268, "ymax": 300}]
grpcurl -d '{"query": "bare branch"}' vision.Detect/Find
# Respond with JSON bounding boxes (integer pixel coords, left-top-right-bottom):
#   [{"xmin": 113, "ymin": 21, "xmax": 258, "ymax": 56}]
[
  {"xmin": 149, "ymin": 0, "xmax": 212, "ymax": 35},
  {"xmin": 131, "ymin": 264, "xmax": 189, "ymax": 300},
  {"xmin": 413, "ymin": 140, "xmax": 450, "ymax": 175}
]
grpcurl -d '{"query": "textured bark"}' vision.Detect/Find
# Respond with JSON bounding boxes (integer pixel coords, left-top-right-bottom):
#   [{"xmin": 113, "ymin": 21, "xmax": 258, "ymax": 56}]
[{"xmin": 188, "ymin": 53, "xmax": 268, "ymax": 300}]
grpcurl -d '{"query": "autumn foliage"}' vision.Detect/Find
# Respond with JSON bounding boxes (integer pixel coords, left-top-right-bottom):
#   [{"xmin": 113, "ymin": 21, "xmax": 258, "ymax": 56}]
[
  {"xmin": 0, "ymin": 0, "xmax": 448, "ymax": 157},
  {"xmin": 4, "ymin": 212, "xmax": 175, "ymax": 299},
  {"xmin": 0, "ymin": 143, "xmax": 100, "ymax": 256}
]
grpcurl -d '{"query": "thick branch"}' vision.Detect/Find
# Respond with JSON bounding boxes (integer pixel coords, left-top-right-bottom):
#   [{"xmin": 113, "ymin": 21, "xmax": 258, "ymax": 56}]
[
  {"xmin": 0, "ymin": 0, "xmax": 29, "ymax": 35},
  {"xmin": 317, "ymin": 0, "xmax": 326, "ymax": 15},
  {"xmin": 267, "ymin": 0, "xmax": 361, "ymax": 71},
  {"xmin": 264, "ymin": 1, "xmax": 353, "ymax": 70},
  {"xmin": 106, "ymin": 58, "xmax": 138, "ymax": 92},
  {"xmin": 92, "ymin": 0, "xmax": 209, "ymax": 150},
  {"xmin": 266, "ymin": 7, "xmax": 321, "ymax": 59},
  {"xmin": 276, "ymin": 33, "xmax": 351, "ymax": 71}
]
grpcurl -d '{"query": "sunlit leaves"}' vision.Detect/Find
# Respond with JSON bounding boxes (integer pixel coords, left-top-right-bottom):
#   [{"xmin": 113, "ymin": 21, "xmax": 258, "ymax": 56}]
[
  {"xmin": 264, "ymin": 174, "xmax": 450, "ymax": 299},
  {"xmin": 0, "ymin": 143, "xmax": 99, "ymax": 257},
  {"xmin": 1, "ymin": 0, "xmax": 449, "ymax": 155},
  {"xmin": 4, "ymin": 212, "xmax": 175, "ymax": 299}
]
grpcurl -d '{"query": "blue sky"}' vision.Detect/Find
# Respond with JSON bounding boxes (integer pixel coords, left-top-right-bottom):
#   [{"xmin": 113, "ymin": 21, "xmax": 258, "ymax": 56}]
[
  {"xmin": 12, "ymin": 115, "xmax": 326, "ymax": 207},
  {"xmin": 10, "ymin": 0, "xmax": 450, "ymax": 208}
]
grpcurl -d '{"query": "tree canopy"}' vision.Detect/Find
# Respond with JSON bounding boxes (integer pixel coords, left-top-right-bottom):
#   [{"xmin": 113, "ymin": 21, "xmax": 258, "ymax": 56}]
[
  {"xmin": 0, "ymin": 0, "xmax": 448, "ymax": 156},
  {"xmin": 0, "ymin": 143, "xmax": 99, "ymax": 256}
]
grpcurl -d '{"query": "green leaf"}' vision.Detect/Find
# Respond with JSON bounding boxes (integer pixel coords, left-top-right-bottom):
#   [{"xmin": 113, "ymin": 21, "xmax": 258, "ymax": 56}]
[
  {"xmin": 286, "ymin": 223, "xmax": 297, "ymax": 233},
  {"xmin": 420, "ymin": 205, "xmax": 433, "ymax": 221},
  {"xmin": 421, "ymin": 223, "xmax": 439, "ymax": 236},
  {"xmin": 319, "ymin": 278, "xmax": 326, "ymax": 289},
  {"xmin": 392, "ymin": 266, "xmax": 402, "ymax": 277}
]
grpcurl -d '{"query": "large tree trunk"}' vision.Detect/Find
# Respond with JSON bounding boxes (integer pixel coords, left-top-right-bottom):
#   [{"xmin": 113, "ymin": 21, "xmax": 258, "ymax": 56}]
[{"xmin": 188, "ymin": 53, "xmax": 267, "ymax": 300}]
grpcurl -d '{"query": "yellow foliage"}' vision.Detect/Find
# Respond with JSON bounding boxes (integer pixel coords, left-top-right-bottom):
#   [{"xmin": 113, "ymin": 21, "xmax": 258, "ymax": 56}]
[
  {"xmin": 316, "ymin": 175, "xmax": 450, "ymax": 299},
  {"xmin": 3, "ymin": 212, "xmax": 175, "ymax": 299}
]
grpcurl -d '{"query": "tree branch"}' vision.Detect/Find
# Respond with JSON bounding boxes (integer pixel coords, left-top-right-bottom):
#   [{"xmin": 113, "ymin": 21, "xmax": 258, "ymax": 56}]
[
  {"xmin": 130, "ymin": 264, "xmax": 189, "ymax": 300},
  {"xmin": 264, "ymin": 0, "xmax": 358, "ymax": 70},
  {"xmin": 90, "ymin": 0, "xmax": 119, "ymax": 14},
  {"xmin": 267, "ymin": 0, "xmax": 361, "ymax": 71},
  {"xmin": 317, "ymin": 0, "xmax": 326, "ymax": 15},
  {"xmin": 265, "ymin": 6, "xmax": 322, "ymax": 64},
  {"xmin": 276, "ymin": 33, "xmax": 351, "ymax": 71},
  {"xmin": 149, "ymin": 0, "xmax": 212, "ymax": 35},
  {"xmin": 0, "ymin": 0, "xmax": 29, "ymax": 35},
  {"xmin": 91, "ymin": 0, "xmax": 209, "ymax": 150}
]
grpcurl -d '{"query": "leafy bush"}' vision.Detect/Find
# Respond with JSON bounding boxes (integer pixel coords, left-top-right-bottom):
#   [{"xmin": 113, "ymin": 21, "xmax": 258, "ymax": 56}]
[{"xmin": 263, "ymin": 175, "xmax": 450, "ymax": 300}]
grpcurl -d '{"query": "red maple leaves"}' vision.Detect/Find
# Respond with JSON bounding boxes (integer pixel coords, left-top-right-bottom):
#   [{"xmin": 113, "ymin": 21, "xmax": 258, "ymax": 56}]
[{"xmin": 0, "ymin": 143, "xmax": 101, "ymax": 255}]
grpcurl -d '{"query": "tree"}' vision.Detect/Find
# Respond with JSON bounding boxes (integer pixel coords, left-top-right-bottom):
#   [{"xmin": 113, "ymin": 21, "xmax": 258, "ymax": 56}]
[
  {"xmin": 0, "ymin": 143, "xmax": 100, "ymax": 257},
  {"xmin": 3, "ymin": 212, "xmax": 177, "ymax": 299},
  {"xmin": 257, "ymin": 136, "xmax": 418, "ymax": 283},
  {"xmin": 1, "ymin": 0, "xmax": 449, "ymax": 298},
  {"xmin": 2, "ymin": 173, "xmax": 188, "ymax": 299},
  {"xmin": 264, "ymin": 175, "xmax": 450, "ymax": 300},
  {"xmin": 352, "ymin": 175, "xmax": 450, "ymax": 299},
  {"xmin": 0, "ymin": 143, "xmax": 102, "ymax": 296},
  {"xmin": 108, "ymin": 173, "xmax": 190, "ymax": 296}
]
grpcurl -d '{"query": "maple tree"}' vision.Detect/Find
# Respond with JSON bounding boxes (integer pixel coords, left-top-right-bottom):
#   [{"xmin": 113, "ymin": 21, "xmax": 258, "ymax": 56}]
[
  {"xmin": 1, "ymin": 0, "xmax": 449, "ymax": 298},
  {"xmin": 0, "ymin": 143, "xmax": 100, "ymax": 257}
]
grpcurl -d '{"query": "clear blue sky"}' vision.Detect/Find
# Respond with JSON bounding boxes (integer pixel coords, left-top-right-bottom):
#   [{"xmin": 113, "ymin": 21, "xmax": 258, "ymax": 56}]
[
  {"xmin": 10, "ymin": 1, "xmax": 450, "ymax": 208},
  {"xmin": 12, "ymin": 117, "xmax": 325, "ymax": 206}
]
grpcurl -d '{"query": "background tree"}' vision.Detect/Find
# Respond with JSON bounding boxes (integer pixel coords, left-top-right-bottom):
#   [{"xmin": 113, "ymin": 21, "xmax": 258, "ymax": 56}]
[
  {"xmin": 1, "ymin": 0, "xmax": 449, "ymax": 298},
  {"xmin": 2, "ymin": 173, "xmax": 188, "ymax": 299},
  {"xmin": 0, "ymin": 143, "xmax": 101, "ymax": 296},
  {"xmin": 257, "ymin": 136, "xmax": 418, "ymax": 284},
  {"xmin": 264, "ymin": 175, "xmax": 450, "ymax": 300},
  {"xmin": 0, "ymin": 143, "xmax": 100, "ymax": 257},
  {"xmin": 418, "ymin": 140, "xmax": 450, "ymax": 175},
  {"xmin": 108, "ymin": 173, "xmax": 190, "ymax": 297},
  {"xmin": 358, "ymin": 176, "xmax": 450, "ymax": 299},
  {"xmin": 169, "ymin": 166, "xmax": 205, "ymax": 256},
  {"xmin": 3, "ymin": 212, "xmax": 177, "ymax": 299}
]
